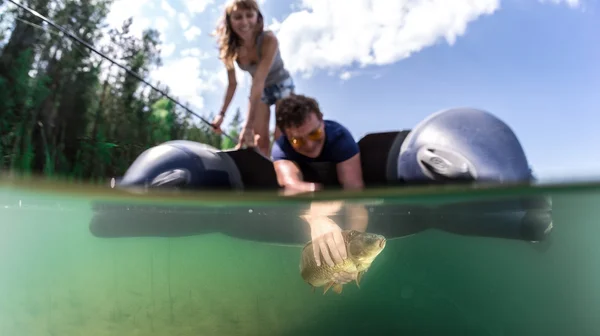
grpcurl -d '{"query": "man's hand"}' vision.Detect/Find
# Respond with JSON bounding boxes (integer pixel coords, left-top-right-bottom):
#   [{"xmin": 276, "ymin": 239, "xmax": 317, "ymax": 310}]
[
  {"xmin": 306, "ymin": 217, "xmax": 359, "ymax": 285},
  {"xmin": 306, "ymin": 216, "xmax": 347, "ymax": 267},
  {"xmin": 280, "ymin": 181, "xmax": 322, "ymax": 196}
]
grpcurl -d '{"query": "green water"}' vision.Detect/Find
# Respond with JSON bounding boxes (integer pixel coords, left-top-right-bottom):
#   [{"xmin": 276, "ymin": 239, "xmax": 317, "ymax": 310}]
[{"xmin": 0, "ymin": 180, "xmax": 599, "ymax": 335}]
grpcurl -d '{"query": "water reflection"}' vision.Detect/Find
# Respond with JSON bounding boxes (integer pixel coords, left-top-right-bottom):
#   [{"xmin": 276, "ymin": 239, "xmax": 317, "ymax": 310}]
[{"xmin": 87, "ymin": 182, "xmax": 553, "ymax": 248}]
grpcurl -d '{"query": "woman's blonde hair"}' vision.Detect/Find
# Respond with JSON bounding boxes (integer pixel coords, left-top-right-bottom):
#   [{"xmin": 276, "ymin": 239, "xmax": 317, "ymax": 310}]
[{"xmin": 214, "ymin": 0, "xmax": 265, "ymax": 69}]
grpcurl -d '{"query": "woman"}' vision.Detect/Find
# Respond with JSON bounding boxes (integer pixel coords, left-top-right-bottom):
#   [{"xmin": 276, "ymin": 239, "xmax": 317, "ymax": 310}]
[{"xmin": 211, "ymin": 0, "xmax": 295, "ymax": 156}]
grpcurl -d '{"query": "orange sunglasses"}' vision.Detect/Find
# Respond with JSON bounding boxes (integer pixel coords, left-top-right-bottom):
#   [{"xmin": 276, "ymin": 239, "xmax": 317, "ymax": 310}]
[{"xmin": 290, "ymin": 122, "xmax": 324, "ymax": 148}]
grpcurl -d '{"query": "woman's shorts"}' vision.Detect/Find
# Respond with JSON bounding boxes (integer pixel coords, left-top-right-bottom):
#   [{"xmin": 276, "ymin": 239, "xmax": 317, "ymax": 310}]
[{"xmin": 261, "ymin": 77, "xmax": 295, "ymax": 106}]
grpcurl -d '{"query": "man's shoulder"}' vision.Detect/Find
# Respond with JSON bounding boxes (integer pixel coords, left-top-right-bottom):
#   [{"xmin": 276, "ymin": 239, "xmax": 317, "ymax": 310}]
[
  {"xmin": 324, "ymin": 119, "xmax": 351, "ymax": 133},
  {"xmin": 324, "ymin": 119, "xmax": 355, "ymax": 144},
  {"xmin": 271, "ymin": 135, "xmax": 295, "ymax": 161},
  {"xmin": 322, "ymin": 119, "xmax": 360, "ymax": 163}
]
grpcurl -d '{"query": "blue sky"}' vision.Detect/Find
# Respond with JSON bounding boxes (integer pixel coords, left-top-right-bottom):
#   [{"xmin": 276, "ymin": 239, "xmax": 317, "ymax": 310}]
[{"xmin": 95, "ymin": 0, "xmax": 600, "ymax": 181}]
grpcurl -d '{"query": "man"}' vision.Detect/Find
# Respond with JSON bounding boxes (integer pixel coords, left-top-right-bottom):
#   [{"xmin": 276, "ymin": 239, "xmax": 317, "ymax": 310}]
[
  {"xmin": 271, "ymin": 94, "xmax": 367, "ymax": 285},
  {"xmin": 271, "ymin": 94, "xmax": 364, "ymax": 192}
]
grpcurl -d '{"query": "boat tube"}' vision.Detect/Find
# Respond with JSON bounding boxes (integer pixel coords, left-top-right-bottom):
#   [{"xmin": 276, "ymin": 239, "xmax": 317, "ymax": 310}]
[{"xmin": 89, "ymin": 107, "xmax": 553, "ymax": 246}]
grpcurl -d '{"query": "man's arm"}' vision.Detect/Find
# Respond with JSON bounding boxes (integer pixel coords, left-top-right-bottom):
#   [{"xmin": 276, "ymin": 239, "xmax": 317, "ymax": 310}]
[
  {"xmin": 272, "ymin": 140, "xmax": 320, "ymax": 193},
  {"xmin": 336, "ymin": 154, "xmax": 369, "ymax": 232},
  {"xmin": 333, "ymin": 129, "xmax": 368, "ymax": 232},
  {"xmin": 336, "ymin": 153, "xmax": 364, "ymax": 190},
  {"xmin": 273, "ymin": 160, "xmax": 305, "ymax": 188},
  {"xmin": 331, "ymin": 124, "xmax": 364, "ymax": 190}
]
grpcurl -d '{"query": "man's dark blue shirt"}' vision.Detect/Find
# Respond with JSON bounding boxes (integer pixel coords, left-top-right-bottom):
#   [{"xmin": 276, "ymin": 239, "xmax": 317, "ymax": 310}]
[{"xmin": 271, "ymin": 120, "xmax": 359, "ymax": 163}]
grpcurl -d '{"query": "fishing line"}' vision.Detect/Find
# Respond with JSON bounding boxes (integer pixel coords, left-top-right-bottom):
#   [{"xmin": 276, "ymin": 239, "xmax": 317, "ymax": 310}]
[
  {"xmin": 6, "ymin": 0, "xmax": 238, "ymax": 144},
  {"xmin": 13, "ymin": 17, "xmax": 94, "ymax": 63}
]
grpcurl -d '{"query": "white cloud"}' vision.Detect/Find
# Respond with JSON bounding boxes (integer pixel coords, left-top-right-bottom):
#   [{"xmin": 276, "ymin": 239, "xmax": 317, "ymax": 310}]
[
  {"xmin": 161, "ymin": 0, "xmax": 177, "ymax": 17},
  {"xmin": 161, "ymin": 43, "xmax": 177, "ymax": 58},
  {"xmin": 146, "ymin": 56, "xmax": 252, "ymax": 125},
  {"xmin": 538, "ymin": 0, "xmax": 580, "ymax": 7},
  {"xmin": 272, "ymin": 0, "xmax": 581, "ymax": 78},
  {"xmin": 179, "ymin": 13, "xmax": 191, "ymax": 30},
  {"xmin": 150, "ymin": 57, "xmax": 207, "ymax": 109},
  {"xmin": 180, "ymin": 48, "xmax": 212, "ymax": 59},
  {"xmin": 154, "ymin": 17, "xmax": 170, "ymax": 37},
  {"xmin": 181, "ymin": 0, "xmax": 215, "ymax": 14},
  {"xmin": 339, "ymin": 71, "xmax": 352, "ymax": 81},
  {"xmin": 271, "ymin": 0, "xmax": 500, "ymax": 77},
  {"xmin": 184, "ymin": 26, "xmax": 202, "ymax": 41},
  {"xmin": 103, "ymin": 0, "xmax": 151, "ymax": 38}
]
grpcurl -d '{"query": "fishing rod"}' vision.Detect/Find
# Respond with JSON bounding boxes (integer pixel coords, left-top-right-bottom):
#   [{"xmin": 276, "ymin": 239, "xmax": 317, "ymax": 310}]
[{"xmin": 6, "ymin": 0, "xmax": 238, "ymax": 144}]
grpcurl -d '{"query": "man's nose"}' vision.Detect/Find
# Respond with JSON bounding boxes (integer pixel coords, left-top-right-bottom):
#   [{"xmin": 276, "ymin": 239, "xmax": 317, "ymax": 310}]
[{"xmin": 306, "ymin": 139, "xmax": 319, "ymax": 149}]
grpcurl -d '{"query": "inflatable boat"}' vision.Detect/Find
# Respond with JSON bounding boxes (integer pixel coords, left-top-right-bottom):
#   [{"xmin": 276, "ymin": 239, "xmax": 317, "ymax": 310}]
[{"xmin": 89, "ymin": 108, "xmax": 553, "ymax": 246}]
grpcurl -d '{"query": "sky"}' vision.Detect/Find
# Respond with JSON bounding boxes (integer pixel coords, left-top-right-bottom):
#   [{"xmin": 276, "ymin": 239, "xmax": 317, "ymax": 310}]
[{"xmin": 5, "ymin": 0, "xmax": 600, "ymax": 182}]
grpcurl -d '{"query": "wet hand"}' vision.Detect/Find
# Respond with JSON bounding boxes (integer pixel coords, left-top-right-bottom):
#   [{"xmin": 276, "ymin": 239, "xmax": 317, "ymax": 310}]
[{"xmin": 309, "ymin": 217, "xmax": 348, "ymax": 267}]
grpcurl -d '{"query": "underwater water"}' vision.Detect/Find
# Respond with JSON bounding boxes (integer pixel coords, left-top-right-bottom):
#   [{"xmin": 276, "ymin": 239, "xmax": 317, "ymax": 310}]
[{"xmin": 1, "ymin": 179, "xmax": 600, "ymax": 336}]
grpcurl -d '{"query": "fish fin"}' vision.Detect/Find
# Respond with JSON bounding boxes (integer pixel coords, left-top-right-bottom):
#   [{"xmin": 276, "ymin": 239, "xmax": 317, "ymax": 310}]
[
  {"xmin": 311, "ymin": 286, "xmax": 315, "ymax": 294},
  {"xmin": 323, "ymin": 282, "xmax": 334, "ymax": 294},
  {"xmin": 355, "ymin": 271, "xmax": 364, "ymax": 288},
  {"xmin": 299, "ymin": 244, "xmax": 312, "ymax": 270},
  {"xmin": 333, "ymin": 283, "xmax": 344, "ymax": 294}
]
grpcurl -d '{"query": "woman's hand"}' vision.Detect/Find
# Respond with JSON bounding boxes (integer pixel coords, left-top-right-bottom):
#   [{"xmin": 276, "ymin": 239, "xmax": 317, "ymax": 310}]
[
  {"xmin": 236, "ymin": 124, "xmax": 257, "ymax": 149},
  {"xmin": 211, "ymin": 114, "xmax": 224, "ymax": 134}
]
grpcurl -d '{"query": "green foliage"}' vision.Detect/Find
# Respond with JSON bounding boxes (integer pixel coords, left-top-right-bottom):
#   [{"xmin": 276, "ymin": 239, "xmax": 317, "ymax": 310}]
[
  {"xmin": 221, "ymin": 108, "xmax": 243, "ymax": 150},
  {"xmin": 0, "ymin": 0, "xmax": 246, "ymax": 182},
  {"xmin": 150, "ymin": 97, "xmax": 175, "ymax": 144}
]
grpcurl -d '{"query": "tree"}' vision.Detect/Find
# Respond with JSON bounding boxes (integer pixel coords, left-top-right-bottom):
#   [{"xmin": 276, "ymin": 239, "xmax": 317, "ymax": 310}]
[
  {"xmin": 221, "ymin": 107, "xmax": 243, "ymax": 150},
  {"xmin": 0, "ymin": 1, "xmax": 243, "ymax": 182}
]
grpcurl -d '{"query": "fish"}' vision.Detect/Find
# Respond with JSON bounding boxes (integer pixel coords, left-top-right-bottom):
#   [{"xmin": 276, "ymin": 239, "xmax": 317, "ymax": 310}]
[{"xmin": 299, "ymin": 229, "xmax": 387, "ymax": 295}]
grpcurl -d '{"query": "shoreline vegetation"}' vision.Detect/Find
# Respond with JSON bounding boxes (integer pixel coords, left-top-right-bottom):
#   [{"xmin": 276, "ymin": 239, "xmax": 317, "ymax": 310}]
[{"xmin": 0, "ymin": 1, "xmax": 246, "ymax": 184}]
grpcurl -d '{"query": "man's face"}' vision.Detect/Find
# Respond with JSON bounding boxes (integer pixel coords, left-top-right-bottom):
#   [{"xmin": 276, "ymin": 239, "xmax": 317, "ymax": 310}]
[{"xmin": 284, "ymin": 112, "xmax": 325, "ymax": 158}]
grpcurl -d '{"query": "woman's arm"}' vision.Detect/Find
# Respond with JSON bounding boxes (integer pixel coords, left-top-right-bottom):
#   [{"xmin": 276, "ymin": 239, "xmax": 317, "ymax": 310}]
[{"xmin": 219, "ymin": 63, "xmax": 238, "ymax": 116}]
